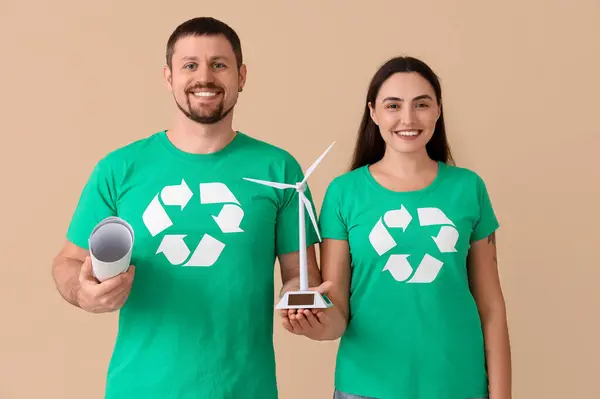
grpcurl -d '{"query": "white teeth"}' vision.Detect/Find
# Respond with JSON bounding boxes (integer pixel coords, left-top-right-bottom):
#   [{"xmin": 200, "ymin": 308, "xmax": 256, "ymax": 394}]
[
  {"xmin": 396, "ymin": 130, "xmax": 420, "ymax": 136},
  {"xmin": 193, "ymin": 92, "xmax": 217, "ymax": 97}
]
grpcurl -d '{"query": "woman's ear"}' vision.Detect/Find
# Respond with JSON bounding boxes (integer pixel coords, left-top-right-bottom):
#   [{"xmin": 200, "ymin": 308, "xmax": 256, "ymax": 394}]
[{"xmin": 368, "ymin": 102, "xmax": 378, "ymax": 126}]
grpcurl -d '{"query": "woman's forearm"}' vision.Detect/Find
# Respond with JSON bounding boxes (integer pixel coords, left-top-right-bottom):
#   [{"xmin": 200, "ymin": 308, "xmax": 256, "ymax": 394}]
[
  {"xmin": 482, "ymin": 308, "xmax": 512, "ymax": 399},
  {"xmin": 319, "ymin": 305, "xmax": 348, "ymax": 341}
]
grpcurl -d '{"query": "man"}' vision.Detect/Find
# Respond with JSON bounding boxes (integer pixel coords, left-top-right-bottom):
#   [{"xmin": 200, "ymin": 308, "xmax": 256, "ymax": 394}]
[{"xmin": 52, "ymin": 17, "xmax": 322, "ymax": 399}]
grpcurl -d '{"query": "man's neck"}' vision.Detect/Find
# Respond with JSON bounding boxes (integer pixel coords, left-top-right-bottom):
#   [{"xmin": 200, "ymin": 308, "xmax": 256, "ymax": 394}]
[{"xmin": 166, "ymin": 113, "xmax": 237, "ymax": 155}]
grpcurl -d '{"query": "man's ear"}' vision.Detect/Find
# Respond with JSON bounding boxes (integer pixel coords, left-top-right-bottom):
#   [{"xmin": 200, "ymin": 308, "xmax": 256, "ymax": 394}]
[
  {"xmin": 238, "ymin": 63, "xmax": 247, "ymax": 92},
  {"xmin": 163, "ymin": 65, "xmax": 173, "ymax": 90}
]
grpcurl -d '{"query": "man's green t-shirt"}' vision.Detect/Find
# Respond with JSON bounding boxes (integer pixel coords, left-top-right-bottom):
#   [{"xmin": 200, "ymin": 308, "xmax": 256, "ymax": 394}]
[
  {"xmin": 66, "ymin": 131, "xmax": 319, "ymax": 399},
  {"xmin": 319, "ymin": 161, "xmax": 499, "ymax": 399}
]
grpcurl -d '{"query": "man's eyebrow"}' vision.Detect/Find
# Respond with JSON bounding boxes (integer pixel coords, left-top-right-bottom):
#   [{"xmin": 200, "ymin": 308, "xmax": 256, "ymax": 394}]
[{"xmin": 179, "ymin": 55, "xmax": 230, "ymax": 62}]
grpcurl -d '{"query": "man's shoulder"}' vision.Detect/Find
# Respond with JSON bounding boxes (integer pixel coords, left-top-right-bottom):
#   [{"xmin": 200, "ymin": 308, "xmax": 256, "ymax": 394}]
[
  {"xmin": 238, "ymin": 132, "xmax": 300, "ymax": 165},
  {"xmin": 96, "ymin": 131, "xmax": 163, "ymax": 168}
]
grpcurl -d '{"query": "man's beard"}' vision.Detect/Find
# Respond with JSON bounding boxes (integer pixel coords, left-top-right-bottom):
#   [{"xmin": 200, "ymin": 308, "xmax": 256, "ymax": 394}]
[{"xmin": 174, "ymin": 85, "xmax": 236, "ymax": 125}]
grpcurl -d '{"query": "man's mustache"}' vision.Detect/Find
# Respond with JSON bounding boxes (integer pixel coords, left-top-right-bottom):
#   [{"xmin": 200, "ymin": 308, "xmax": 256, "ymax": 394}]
[{"xmin": 185, "ymin": 83, "xmax": 224, "ymax": 93}]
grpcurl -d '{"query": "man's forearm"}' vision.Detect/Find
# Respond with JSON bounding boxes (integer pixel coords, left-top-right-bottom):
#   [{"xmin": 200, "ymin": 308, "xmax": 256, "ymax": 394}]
[
  {"xmin": 483, "ymin": 309, "xmax": 512, "ymax": 398},
  {"xmin": 52, "ymin": 256, "xmax": 83, "ymax": 307}
]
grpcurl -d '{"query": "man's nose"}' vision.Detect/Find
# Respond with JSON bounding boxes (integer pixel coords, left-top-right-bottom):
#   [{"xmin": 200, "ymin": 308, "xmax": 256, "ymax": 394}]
[{"xmin": 195, "ymin": 63, "xmax": 215, "ymax": 83}]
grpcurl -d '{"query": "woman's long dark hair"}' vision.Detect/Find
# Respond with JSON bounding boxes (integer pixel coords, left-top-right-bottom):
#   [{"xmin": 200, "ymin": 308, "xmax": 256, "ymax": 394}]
[{"xmin": 350, "ymin": 56, "xmax": 454, "ymax": 171}]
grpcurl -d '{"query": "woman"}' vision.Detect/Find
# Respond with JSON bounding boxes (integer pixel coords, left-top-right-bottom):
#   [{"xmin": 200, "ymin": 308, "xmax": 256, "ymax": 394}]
[{"xmin": 281, "ymin": 56, "xmax": 511, "ymax": 399}]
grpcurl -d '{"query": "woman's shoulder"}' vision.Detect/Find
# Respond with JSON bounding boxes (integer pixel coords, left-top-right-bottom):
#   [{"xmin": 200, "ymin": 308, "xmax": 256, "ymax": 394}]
[
  {"xmin": 441, "ymin": 162, "xmax": 487, "ymax": 185},
  {"xmin": 325, "ymin": 166, "xmax": 369, "ymax": 192}
]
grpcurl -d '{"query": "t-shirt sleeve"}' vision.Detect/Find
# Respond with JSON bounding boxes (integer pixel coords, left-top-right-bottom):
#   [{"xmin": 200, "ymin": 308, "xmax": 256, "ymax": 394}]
[
  {"xmin": 470, "ymin": 175, "xmax": 500, "ymax": 242},
  {"xmin": 275, "ymin": 156, "xmax": 320, "ymax": 255},
  {"xmin": 66, "ymin": 158, "xmax": 118, "ymax": 249},
  {"xmin": 318, "ymin": 179, "xmax": 348, "ymax": 240}
]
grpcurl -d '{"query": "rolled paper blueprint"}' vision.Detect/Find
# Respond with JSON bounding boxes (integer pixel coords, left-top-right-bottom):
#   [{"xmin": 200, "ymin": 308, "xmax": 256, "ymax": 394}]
[{"xmin": 88, "ymin": 217, "xmax": 135, "ymax": 282}]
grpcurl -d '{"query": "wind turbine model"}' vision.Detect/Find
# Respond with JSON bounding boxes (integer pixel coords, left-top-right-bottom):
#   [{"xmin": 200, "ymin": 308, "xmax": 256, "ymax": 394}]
[{"xmin": 243, "ymin": 142, "xmax": 335, "ymax": 309}]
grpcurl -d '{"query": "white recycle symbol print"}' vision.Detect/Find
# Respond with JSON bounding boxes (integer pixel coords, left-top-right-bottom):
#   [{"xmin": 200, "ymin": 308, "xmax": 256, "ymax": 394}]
[
  {"xmin": 142, "ymin": 179, "xmax": 244, "ymax": 267},
  {"xmin": 369, "ymin": 206, "xmax": 458, "ymax": 283}
]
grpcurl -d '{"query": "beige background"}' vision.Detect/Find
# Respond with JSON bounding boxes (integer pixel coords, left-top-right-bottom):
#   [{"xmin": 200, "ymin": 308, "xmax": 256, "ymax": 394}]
[{"xmin": 1, "ymin": 0, "xmax": 599, "ymax": 398}]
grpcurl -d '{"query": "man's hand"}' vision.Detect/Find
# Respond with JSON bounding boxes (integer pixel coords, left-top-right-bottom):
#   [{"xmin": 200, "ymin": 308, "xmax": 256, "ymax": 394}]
[
  {"xmin": 76, "ymin": 256, "xmax": 135, "ymax": 313},
  {"xmin": 278, "ymin": 281, "xmax": 345, "ymax": 341}
]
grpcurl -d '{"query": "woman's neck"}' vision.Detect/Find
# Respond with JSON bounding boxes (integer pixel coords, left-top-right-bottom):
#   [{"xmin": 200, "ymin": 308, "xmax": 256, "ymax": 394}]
[{"xmin": 370, "ymin": 148, "xmax": 439, "ymax": 191}]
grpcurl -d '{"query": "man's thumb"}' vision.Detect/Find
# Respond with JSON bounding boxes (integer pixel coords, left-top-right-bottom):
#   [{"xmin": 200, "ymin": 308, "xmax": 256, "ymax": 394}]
[{"xmin": 79, "ymin": 256, "xmax": 96, "ymax": 283}]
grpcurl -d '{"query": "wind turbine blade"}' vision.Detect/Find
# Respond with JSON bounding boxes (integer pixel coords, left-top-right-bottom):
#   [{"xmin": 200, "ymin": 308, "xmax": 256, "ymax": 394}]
[
  {"xmin": 300, "ymin": 193, "xmax": 322, "ymax": 242},
  {"xmin": 243, "ymin": 178, "xmax": 296, "ymax": 190},
  {"xmin": 301, "ymin": 141, "xmax": 335, "ymax": 184}
]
